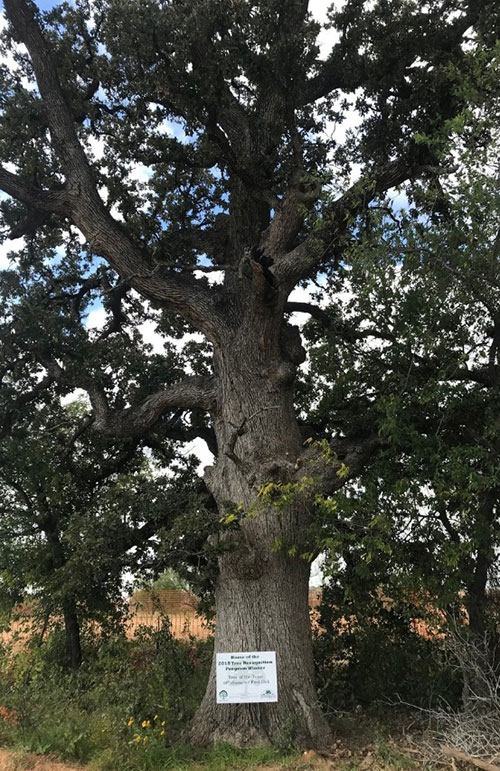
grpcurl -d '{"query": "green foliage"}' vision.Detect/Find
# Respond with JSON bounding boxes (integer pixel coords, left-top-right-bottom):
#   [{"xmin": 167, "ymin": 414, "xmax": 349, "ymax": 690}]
[
  {"xmin": 314, "ymin": 577, "xmax": 460, "ymax": 710},
  {"xmin": 0, "ymin": 0, "xmax": 499, "ymax": 747},
  {"xmin": 300, "ymin": 85, "xmax": 500, "ymax": 641},
  {"xmin": 0, "ymin": 620, "xmax": 307, "ymax": 770},
  {"xmin": 143, "ymin": 569, "xmax": 191, "ymax": 592},
  {"xmin": 0, "ymin": 390, "xmax": 206, "ymax": 667}
]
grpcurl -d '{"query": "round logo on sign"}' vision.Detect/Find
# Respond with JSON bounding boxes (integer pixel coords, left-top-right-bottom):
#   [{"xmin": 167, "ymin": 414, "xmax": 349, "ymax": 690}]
[{"xmin": 218, "ymin": 690, "xmax": 228, "ymax": 700}]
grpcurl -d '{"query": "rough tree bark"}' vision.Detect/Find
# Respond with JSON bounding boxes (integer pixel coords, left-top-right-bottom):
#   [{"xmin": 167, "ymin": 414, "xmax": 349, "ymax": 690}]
[
  {"xmin": 42, "ymin": 518, "xmax": 83, "ymax": 670},
  {"xmin": 463, "ymin": 489, "xmax": 498, "ymax": 639},
  {"xmin": 189, "ymin": 308, "xmax": 333, "ymax": 746}
]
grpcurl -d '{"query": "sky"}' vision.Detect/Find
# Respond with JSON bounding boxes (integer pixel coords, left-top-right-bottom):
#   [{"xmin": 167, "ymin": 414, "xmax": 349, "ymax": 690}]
[{"xmin": 0, "ymin": 0, "xmax": 55, "ymax": 8}]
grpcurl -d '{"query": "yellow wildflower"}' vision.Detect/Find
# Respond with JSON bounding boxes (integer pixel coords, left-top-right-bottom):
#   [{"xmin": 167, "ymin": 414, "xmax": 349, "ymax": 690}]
[
  {"xmin": 143, "ymin": 736, "xmax": 148, "ymax": 744},
  {"xmin": 160, "ymin": 730, "xmax": 165, "ymax": 736},
  {"xmin": 141, "ymin": 720, "xmax": 150, "ymax": 728},
  {"xmin": 161, "ymin": 720, "xmax": 166, "ymax": 726},
  {"xmin": 153, "ymin": 714, "xmax": 158, "ymax": 721},
  {"xmin": 127, "ymin": 717, "xmax": 134, "ymax": 726},
  {"xmin": 134, "ymin": 735, "xmax": 141, "ymax": 743}
]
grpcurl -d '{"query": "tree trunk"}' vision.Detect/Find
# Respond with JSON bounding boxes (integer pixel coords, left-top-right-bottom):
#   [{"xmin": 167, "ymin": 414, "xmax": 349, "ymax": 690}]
[
  {"xmin": 190, "ymin": 322, "xmax": 332, "ymax": 748},
  {"xmin": 191, "ymin": 552, "xmax": 330, "ymax": 748},
  {"xmin": 62, "ymin": 599, "xmax": 82, "ymax": 670},
  {"xmin": 460, "ymin": 491, "xmax": 498, "ymax": 708},
  {"xmin": 465, "ymin": 489, "xmax": 497, "ymax": 638}
]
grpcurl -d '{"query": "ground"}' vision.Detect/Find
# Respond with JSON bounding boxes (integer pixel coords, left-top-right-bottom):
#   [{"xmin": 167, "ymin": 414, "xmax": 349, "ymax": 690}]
[
  {"xmin": 0, "ymin": 718, "xmax": 428, "ymax": 771},
  {"xmin": 0, "ymin": 745, "xmax": 415, "ymax": 771},
  {"xmin": 0, "ymin": 712, "xmax": 485, "ymax": 770},
  {"xmin": 0, "ymin": 748, "xmax": 81, "ymax": 771}
]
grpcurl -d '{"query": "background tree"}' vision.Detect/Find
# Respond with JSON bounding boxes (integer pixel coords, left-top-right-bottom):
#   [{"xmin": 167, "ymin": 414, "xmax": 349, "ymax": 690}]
[
  {"xmin": 0, "ymin": 0, "xmax": 498, "ymax": 747},
  {"xmin": 306, "ymin": 95, "xmax": 500, "ymax": 707},
  {"xmin": 0, "ymin": 393, "xmax": 204, "ymax": 670}
]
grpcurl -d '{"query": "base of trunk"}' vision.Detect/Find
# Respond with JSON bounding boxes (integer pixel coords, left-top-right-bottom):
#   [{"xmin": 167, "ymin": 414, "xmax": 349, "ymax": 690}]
[
  {"xmin": 190, "ymin": 687, "xmax": 331, "ymax": 749},
  {"xmin": 190, "ymin": 555, "xmax": 331, "ymax": 749}
]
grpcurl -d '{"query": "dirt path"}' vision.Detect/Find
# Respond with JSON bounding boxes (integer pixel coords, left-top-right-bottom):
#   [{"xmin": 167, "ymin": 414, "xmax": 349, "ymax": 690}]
[{"xmin": 0, "ymin": 748, "xmax": 82, "ymax": 771}]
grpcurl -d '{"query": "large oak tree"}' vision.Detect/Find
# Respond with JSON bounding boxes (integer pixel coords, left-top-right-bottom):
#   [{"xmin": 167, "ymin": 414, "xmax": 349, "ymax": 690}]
[{"xmin": 1, "ymin": 0, "xmax": 497, "ymax": 748}]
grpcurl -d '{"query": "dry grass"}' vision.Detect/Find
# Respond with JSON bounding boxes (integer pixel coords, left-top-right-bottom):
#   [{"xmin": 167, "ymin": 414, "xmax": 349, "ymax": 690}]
[{"xmin": 0, "ymin": 748, "xmax": 82, "ymax": 771}]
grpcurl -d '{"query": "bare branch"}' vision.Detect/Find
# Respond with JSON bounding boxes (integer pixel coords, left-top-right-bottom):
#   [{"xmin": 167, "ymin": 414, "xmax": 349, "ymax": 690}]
[{"xmin": 442, "ymin": 746, "xmax": 500, "ymax": 771}]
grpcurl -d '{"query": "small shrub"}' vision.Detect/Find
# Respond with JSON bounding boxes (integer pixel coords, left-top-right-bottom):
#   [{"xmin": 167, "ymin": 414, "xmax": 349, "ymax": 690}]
[{"xmin": 314, "ymin": 585, "xmax": 460, "ymax": 710}]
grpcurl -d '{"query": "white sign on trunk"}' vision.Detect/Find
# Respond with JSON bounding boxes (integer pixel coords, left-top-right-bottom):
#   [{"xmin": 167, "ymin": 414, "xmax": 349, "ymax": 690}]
[{"xmin": 216, "ymin": 651, "xmax": 278, "ymax": 704}]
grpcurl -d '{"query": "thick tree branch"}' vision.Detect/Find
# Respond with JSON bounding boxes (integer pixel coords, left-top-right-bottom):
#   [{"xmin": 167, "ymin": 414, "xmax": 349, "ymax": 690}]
[
  {"xmin": 273, "ymin": 157, "xmax": 414, "ymax": 285},
  {"xmin": 0, "ymin": 166, "xmax": 68, "ymax": 217},
  {"xmin": 4, "ymin": 0, "xmax": 91, "ymax": 179},
  {"xmin": 301, "ymin": 433, "xmax": 385, "ymax": 496},
  {"xmin": 3, "ymin": 0, "xmax": 223, "ymax": 339},
  {"xmin": 91, "ymin": 379, "xmax": 216, "ymax": 438},
  {"xmin": 285, "ymin": 301, "xmax": 329, "ymax": 324},
  {"xmin": 40, "ymin": 357, "xmax": 216, "ymax": 438}
]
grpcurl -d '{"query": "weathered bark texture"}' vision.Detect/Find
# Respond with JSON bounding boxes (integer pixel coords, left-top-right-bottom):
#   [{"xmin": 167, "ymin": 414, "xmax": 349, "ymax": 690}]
[
  {"xmin": 190, "ymin": 316, "xmax": 332, "ymax": 747},
  {"xmin": 191, "ymin": 556, "xmax": 330, "ymax": 748}
]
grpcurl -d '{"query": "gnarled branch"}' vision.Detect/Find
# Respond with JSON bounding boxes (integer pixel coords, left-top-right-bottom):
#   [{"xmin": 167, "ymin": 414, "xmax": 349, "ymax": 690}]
[
  {"xmin": 40, "ymin": 356, "xmax": 216, "ymax": 438},
  {"xmin": 273, "ymin": 157, "xmax": 413, "ymax": 285},
  {"xmin": 3, "ymin": 0, "xmax": 223, "ymax": 340}
]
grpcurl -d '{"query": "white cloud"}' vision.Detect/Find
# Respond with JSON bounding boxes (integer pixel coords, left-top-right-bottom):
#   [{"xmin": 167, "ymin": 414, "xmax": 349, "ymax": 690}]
[
  {"xmin": 138, "ymin": 319, "xmax": 167, "ymax": 354},
  {"xmin": 129, "ymin": 163, "xmax": 153, "ymax": 183},
  {"xmin": 183, "ymin": 437, "xmax": 214, "ymax": 473},
  {"xmin": 109, "ymin": 204, "xmax": 124, "ymax": 222},
  {"xmin": 194, "ymin": 268, "xmax": 224, "ymax": 285},
  {"xmin": 310, "ymin": 554, "xmax": 324, "ymax": 587},
  {"xmin": 87, "ymin": 135, "xmax": 106, "ymax": 161},
  {"xmin": 309, "ymin": 0, "xmax": 341, "ymax": 60},
  {"xmin": 156, "ymin": 119, "xmax": 175, "ymax": 136}
]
